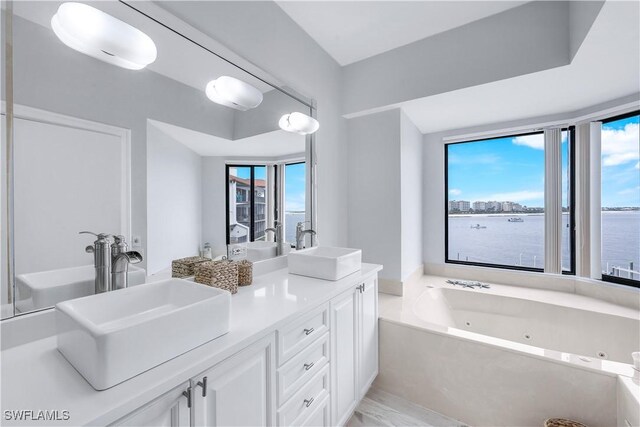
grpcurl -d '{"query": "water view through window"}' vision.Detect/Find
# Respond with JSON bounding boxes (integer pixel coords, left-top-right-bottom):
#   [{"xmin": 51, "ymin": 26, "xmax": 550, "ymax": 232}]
[
  {"xmin": 601, "ymin": 113, "xmax": 639, "ymax": 283},
  {"xmin": 284, "ymin": 162, "xmax": 306, "ymax": 243},
  {"xmin": 446, "ymin": 131, "xmax": 573, "ymax": 270}
]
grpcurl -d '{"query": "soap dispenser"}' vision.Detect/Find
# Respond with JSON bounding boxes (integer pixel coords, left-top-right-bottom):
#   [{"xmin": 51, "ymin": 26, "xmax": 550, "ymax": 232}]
[{"xmin": 202, "ymin": 242, "xmax": 213, "ymax": 259}]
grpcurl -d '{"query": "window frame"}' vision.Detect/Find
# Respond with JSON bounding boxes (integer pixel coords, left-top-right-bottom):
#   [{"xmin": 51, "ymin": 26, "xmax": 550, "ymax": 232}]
[
  {"xmin": 444, "ymin": 128, "xmax": 576, "ymax": 274},
  {"xmin": 225, "ymin": 164, "xmax": 269, "ymax": 245},
  {"xmin": 599, "ymin": 110, "xmax": 640, "ymax": 288}
]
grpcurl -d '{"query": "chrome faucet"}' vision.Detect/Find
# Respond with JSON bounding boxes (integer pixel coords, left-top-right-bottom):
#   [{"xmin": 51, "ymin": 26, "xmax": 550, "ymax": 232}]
[
  {"xmin": 265, "ymin": 221, "xmax": 286, "ymax": 256},
  {"xmin": 111, "ymin": 235, "xmax": 143, "ymax": 290},
  {"xmin": 81, "ymin": 232, "xmax": 143, "ymax": 294},
  {"xmin": 295, "ymin": 222, "xmax": 316, "ymax": 250}
]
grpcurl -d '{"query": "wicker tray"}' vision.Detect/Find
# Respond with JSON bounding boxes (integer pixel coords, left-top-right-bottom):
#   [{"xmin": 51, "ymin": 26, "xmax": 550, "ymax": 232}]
[
  {"xmin": 172, "ymin": 256, "xmax": 210, "ymax": 278},
  {"xmin": 235, "ymin": 260, "xmax": 253, "ymax": 286},
  {"xmin": 194, "ymin": 260, "xmax": 239, "ymax": 294},
  {"xmin": 544, "ymin": 419, "xmax": 587, "ymax": 427}
]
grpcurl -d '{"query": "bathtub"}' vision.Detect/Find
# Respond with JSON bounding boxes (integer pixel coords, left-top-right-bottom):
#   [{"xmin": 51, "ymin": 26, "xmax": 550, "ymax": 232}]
[{"xmin": 376, "ymin": 276, "xmax": 640, "ymax": 427}]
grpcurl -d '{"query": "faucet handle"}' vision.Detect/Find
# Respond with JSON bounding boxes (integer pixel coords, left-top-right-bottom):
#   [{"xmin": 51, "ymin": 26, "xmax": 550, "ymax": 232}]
[
  {"xmin": 113, "ymin": 235, "xmax": 126, "ymax": 244},
  {"xmin": 79, "ymin": 231, "xmax": 112, "ymax": 241}
]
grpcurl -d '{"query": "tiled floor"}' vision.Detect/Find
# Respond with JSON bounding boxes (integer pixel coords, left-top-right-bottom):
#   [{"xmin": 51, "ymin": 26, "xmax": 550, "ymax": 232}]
[{"xmin": 346, "ymin": 388, "xmax": 468, "ymax": 427}]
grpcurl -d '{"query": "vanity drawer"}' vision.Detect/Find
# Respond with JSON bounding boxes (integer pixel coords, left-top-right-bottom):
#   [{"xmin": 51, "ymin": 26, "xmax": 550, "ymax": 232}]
[
  {"xmin": 277, "ymin": 332, "xmax": 330, "ymax": 405},
  {"xmin": 277, "ymin": 364, "xmax": 330, "ymax": 427},
  {"xmin": 277, "ymin": 303, "xmax": 329, "ymax": 365},
  {"xmin": 298, "ymin": 394, "xmax": 330, "ymax": 427}
]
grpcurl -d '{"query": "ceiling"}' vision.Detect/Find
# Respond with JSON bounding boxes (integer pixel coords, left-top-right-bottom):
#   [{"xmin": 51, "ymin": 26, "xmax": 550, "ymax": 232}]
[
  {"xmin": 149, "ymin": 120, "xmax": 305, "ymax": 158},
  {"xmin": 276, "ymin": 1, "xmax": 527, "ymax": 66},
  {"xmin": 399, "ymin": 0, "xmax": 640, "ymax": 134},
  {"xmin": 12, "ymin": 1, "xmax": 274, "ymax": 94}
]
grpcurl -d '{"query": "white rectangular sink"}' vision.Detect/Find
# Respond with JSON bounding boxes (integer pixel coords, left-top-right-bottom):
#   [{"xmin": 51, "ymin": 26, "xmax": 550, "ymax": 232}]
[
  {"xmin": 288, "ymin": 247, "xmax": 362, "ymax": 281},
  {"xmin": 15, "ymin": 264, "xmax": 146, "ymax": 313},
  {"xmin": 56, "ymin": 279, "xmax": 231, "ymax": 390}
]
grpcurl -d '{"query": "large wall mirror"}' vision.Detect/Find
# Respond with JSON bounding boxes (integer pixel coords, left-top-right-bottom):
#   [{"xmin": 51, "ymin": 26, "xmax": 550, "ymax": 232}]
[{"xmin": 0, "ymin": 1, "xmax": 316, "ymax": 319}]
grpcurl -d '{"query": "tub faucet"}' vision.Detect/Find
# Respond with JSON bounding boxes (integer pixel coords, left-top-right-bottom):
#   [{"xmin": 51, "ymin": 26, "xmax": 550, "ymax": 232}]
[
  {"xmin": 446, "ymin": 279, "xmax": 490, "ymax": 289},
  {"xmin": 295, "ymin": 222, "xmax": 316, "ymax": 250}
]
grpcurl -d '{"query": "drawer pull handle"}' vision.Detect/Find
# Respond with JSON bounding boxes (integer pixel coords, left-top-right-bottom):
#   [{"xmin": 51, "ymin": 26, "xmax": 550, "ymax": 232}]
[
  {"xmin": 303, "ymin": 327, "xmax": 314, "ymax": 336},
  {"xmin": 304, "ymin": 397, "xmax": 314, "ymax": 408},
  {"xmin": 304, "ymin": 362, "xmax": 315, "ymax": 371}
]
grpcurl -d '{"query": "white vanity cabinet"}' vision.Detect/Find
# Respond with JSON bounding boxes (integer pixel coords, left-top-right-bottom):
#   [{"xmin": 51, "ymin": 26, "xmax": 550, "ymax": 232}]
[
  {"xmin": 331, "ymin": 275, "xmax": 378, "ymax": 426},
  {"xmin": 111, "ymin": 382, "xmax": 191, "ymax": 427},
  {"xmin": 109, "ymin": 271, "xmax": 379, "ymax": 427},
  {"xmin": 192, "ymin": 335, "xmax": 276, "ymax": 427}
]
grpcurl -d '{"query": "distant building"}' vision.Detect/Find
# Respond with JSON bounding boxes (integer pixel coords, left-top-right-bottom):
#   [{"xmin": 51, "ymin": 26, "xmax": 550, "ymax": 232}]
[
  {"xmin": 486, "ymin": 201, "xmax": 502, "ymax": 212},
  {"xmin": 472, "ymin": 201, "xmax": 486, "ymax": 211},
  {"xmin": 228, "ymin": 174, "xmax": 267, "ymax": 242},
  {"xmin": 448, "ymin": 200, "xmax": 471, "ymax": 212},
  {"xmin": 502, "ymin": 202, "xmax": 513, "ymax": 212}
]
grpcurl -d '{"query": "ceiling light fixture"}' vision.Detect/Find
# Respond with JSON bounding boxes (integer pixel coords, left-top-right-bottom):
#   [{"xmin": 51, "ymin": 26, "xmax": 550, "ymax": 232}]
[
  {"xmin": 279, "ymin": 112, "xmax": 319, "ymax": 135},
  {"xmin": 51, "ymin": 2, "xmax": 157, "ymax": 70},
  {"xmin": 205, "ymin": 76, "xmax": 264, "ymax": 111}
]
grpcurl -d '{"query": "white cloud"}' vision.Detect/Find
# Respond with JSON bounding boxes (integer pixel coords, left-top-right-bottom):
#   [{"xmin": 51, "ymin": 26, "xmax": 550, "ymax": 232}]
[
  {"xmin": 602, "ymin": 122, "xmax": 639, "ymax": 167},
  {"xmin": 513, "ymin": 134, "xmax": 544, "ymax": 150},
  {"xmin": 486, "ymin": 190, "xmax": 544, "ymax": 203},
  {"xmin": 449, "ymin": 188, "xmax": 462, "ymax": 196},
  {"xmin": 617, "ymin": 186, "xmax": 640, "ymax": 196}
]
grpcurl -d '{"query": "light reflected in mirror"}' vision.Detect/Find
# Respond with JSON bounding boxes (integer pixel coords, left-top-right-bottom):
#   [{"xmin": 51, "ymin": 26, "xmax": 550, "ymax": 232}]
[{"xmin": 2, "ymin": 1, "xmax": 312, "ymax": 318}]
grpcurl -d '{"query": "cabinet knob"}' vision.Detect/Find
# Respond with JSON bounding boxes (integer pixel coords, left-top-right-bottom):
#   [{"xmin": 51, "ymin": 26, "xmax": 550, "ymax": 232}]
[
  {"xmin": 304, "ymin": 397, "xmax": 314, "ymax": 408},
  {"xmin": 197, "ymin": 376, "xmax": 208, "ymax": 397},
  {"xmin": 303, "ymin": 362, "xmax": 315, "ymax": 371},
  {"xmin": 303, "ymin": 327, "xmax": 314, "ymax": 336}
]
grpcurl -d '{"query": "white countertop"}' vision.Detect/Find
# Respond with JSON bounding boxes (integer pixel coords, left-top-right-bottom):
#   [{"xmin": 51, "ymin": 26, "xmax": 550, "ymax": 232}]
[{"xmin": 1, "ymin": 264, "xmax": 382, "ymax": 426}]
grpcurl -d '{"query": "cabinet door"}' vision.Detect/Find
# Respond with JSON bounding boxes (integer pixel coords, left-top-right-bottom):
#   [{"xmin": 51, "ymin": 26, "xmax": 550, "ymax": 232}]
[
  {"xmin": 358, "ymin": 276, "xmax": 378, "ymax": 399},
  {"xmin": 330, "ymin": 287, "xmax": 358, "ymax": 427},
  {"xmin": 111, "ymin": 382, "xmax": 190, "ymax": 427},
  {"xmin": 193, "ymin": 335, "xmax": 276, "ymax": 427}
]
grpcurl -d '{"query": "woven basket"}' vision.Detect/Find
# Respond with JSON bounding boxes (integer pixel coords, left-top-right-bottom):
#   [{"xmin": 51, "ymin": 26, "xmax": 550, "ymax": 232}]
[
  {"xmin": 194, "ymin": 260, "xmax": 239, "ymax": 294},
  {"xmin": 172, "ymin": 256, "xmax": 210, "ymax": 278},
  {"xmin": 544, "ymin": 419, "xmax": 587, "ymax": 427},
  {"xmin": 235, "ymin": 260, "xmax": 253, "ymax": 286}
]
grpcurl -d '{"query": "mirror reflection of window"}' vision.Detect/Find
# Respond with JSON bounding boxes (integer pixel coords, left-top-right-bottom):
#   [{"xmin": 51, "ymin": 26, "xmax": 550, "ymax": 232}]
[
  {"xmin": 284, "ymin": 162, "xmax": 307, "ymax": 243},
  {"xmin": 228, "ymin": 167, "xmax": 252, "ymax": 244}
]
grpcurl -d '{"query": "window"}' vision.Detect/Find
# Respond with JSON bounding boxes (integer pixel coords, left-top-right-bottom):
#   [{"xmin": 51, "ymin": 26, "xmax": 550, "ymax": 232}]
[
  {"xmin": 226, "ymin": 165, "xmax": 271, "ymax": 244},
  {"xmin": 445, "ymin": 130, "xmax": 574, "ymax": 271},
  {"xmin": 600, "ymin": 111, "xmax": 639, "ymax": 287},
  {"xmin": 283, "ymin": 162, "xmax": 306, "ymax": 243}
]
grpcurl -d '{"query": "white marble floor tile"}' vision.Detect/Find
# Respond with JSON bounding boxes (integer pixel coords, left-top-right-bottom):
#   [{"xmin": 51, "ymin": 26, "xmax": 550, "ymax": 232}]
[{"xmin": 347, "ymin": 388, "xmax": 468, "ymax": 427}]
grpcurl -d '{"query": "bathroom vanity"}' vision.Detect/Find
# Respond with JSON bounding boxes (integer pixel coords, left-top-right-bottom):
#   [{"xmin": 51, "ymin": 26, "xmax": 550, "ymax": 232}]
[{"xmin": 1, "ymin": 264, "xmax": 381, "ymax": 426}]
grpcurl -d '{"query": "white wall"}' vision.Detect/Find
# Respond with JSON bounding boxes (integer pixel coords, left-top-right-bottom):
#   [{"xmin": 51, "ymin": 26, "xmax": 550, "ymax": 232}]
[
  {"xmin": 347, "ymin": 110, "xmax": 402, "ymax": 283},
  {"xmin": 201, "ymin": 157, "xmax": 229, "ymax": 257},
  {"xmin": 400, "ymin": 112, "xmax": 424, "ymax": 279},
  {"xmin": 13, "ymin": 118, "xmax": 125, "ymax": 275},
  {"xmin": 147, "ymin": 124, "xmax": 202, "ymax": 275},
  {"xmin": 158, "ymin": 1, "xmax": 348, "ymax": 248}
]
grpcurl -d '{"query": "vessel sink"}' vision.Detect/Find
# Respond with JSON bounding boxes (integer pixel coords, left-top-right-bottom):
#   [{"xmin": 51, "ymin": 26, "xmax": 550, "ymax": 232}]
[
  {"xmin": 246, "ymin": 241, "xmax": 290, "ymax": 261},
  {"xmin": 246, "ymin": 241, "xmax": 278, "ymax": 261},
  {"xmin": 15, "ymin": 264, "xmax": 146, "ymax": 313},
  {"xmin": 56, "ymin": 279, "xmax": 231, "ymax": 390},
  {"xmin": 288, "ymin": 247, "xmax": 362, "ymax": 281}
]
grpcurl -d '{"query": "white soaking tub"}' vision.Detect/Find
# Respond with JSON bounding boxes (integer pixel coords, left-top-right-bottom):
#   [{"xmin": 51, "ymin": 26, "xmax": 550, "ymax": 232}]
[{"xmin": 376, "ymin": 275, "xmax": 640, "ymax": 427}]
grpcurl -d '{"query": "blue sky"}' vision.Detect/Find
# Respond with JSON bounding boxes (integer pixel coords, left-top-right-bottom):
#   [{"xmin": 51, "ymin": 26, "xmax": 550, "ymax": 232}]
[
  {"xmin": 448, "ymin": 115, "xmax": 639, "ymax": 208},
  {"xmin": 233, "ymin": 164, "xmax": 306, "ymax": 212},
  {"xmin": 601, "ymin": 115, "xmax": 640, "ymax": 207}
]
